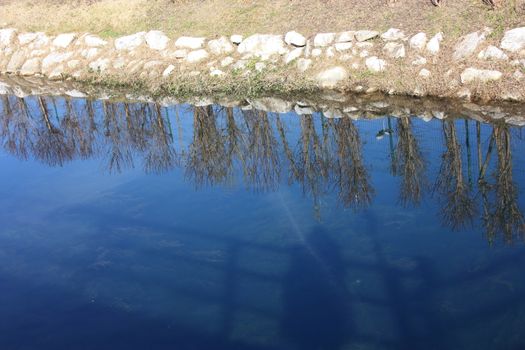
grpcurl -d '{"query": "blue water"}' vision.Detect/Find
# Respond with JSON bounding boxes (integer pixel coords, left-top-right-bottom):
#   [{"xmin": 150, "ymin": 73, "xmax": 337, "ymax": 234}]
[{"xmin": 1, "ymin": 95, "xmax": 525, "ymax": 349}]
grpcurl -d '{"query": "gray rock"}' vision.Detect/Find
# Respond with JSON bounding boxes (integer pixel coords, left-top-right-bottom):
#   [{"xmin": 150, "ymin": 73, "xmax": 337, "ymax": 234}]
[
  {"xmin": 175, "ymin": 36, "xmax": 206, "ymax": 49},
  {"xmin": 409, "ymin": 32, "xmax": 427, "ymax": 51},
  {"xmin": 383, "ymin": 42, "xmax": 405, "ymax": 58},
  {"xmin": 313, "ymin": 33, "xmax": 336, "ymax": 47},
  {"xmin": 81, "ymin": 48, "xmax": 100, "ymax": 60},
  {"xmin": 365, "ymin": 56, "xmax": 387, "ymax": 72},
  {"xmin": 208, "ymin": 37, "xmax": 234, "ymax": 55},
  {"xmin": 237, "ymin": 34, "xmax": 287, "ymax": 58},
  {"xmin": 453, "ymin": 29, "xmax": 490, "ymax": 61},
  {"xmin": 52, "ymin": 33, "xmax": 76, "ymax": 48},
  {"xmin": 478, "ymin": 45, "xmax": 508, "ymax": 60},
  {"xmin": 381, "ymin": 28, "xmax": 406, "ymax": 41},
  {"xmin": 460, "ymin": 68, "xmax": 502, "ymax": 83},
  {"xmin": 501, "ymin": 27, "xmax": 525, "ymax": 52},
  {"xmin": 145, "ymin": 30, "xmax": 169, "ymax": 50},
  {"xmin": 115, "ymin": 32, "xmax": 146, "ymax": 50},
  {"xmin": 285, "ymin": 31, "xmax": 306, "ymax": 47},
  {"xmin": 355, "ymin": 30, "xmax": 379, "ymax": 42},
  {"xmin": 316, "ymin": 66, "xmax": 348, "ymax": 88}
]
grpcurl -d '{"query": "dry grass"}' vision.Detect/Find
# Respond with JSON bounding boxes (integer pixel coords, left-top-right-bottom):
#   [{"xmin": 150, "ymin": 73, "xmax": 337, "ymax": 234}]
[{"xmin": 0, "ymin": 0, "xmax": 524, "ymax": 39}]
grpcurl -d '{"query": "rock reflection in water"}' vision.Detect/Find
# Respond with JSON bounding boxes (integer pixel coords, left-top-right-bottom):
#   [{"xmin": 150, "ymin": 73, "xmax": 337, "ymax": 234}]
[{"xmin": 0, "ymin": 94, "xmax": 524, "ymax": 243}]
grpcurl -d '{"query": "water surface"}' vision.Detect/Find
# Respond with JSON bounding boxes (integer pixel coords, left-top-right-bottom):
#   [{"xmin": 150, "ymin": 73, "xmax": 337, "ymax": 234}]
[{"xmin": 1, "ymin": 94, "xmax": 525, "ymax": 350}]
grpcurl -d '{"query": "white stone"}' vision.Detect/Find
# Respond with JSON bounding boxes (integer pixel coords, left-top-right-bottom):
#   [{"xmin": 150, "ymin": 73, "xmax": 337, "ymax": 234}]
[
  {"xmin": 30, "ymin": 49, "xmax": 46, "ymax": 57},
  {"xmin": 89, "ymin": 58, "xmax": 110, "ymax": 72},
  {"xmin": 284, "ymin": 47, "xmax": 304, "ymax": 64},
  {"xmin": 295, "ymin": 104, "xmax": 314, "ymax": 115},
  {"xmin": 172, "ymin": 49, "xmax": 188, "ymax": 59},
  {"xmin": 336, "ymin": 31, "xmax": 354, "ymax": 43},
  {"xmin": 412, "ymin": 55, "xmax": 427, "ymax": 65},
  {"xmin": 381, "ymin": 28, "xmax": 406, "ymax": 41},
  {"xmin": 84, "ymin": 34, "xmax": 107, "ymax": 47},
  {"xmin": 249, "ymin": 97, "xmax": 293, "ymax": 113},
  {"xmin": 175, "ymin": 36, "xmax": 206, "ymax": 49},
  {"xmin": 186, "ymin": 49, "xmax": 209, "ymax": 63},
  {"xmin": 339, "ymin": 54, "xmax": 352, "ymax": 61},
  {"xmin": 513, "ymin": 70, "xmax": 524, "ymax": 80},
  {"xmin": 296, "ymin": 58, "xmax": 312, "ymax": 72},
  {"xmin": 18, "ymin": 32, "xmax": 37, "ymax": 45},
  {"xmin": 237, "ymin": 34, "xmax": 287, "ymax": 58},
  {"xmin": 48, "ymin": 65, "xmax": 65, "ymax": 80},
  {"xmin": 460, "ymin": 68, "xmax": 502, "ymax": 83},
  {"xmin": 478, "ymin": 45, "xmax": 509, "ymax": 60},
  {"xmin": 81, "ymin": 48, "xmax": 100, "ymax": 60},
  {"xmin": 20, "ymin": 58, "xmax": 41, "ymax": 76},
  {"xmin": 65, "ymin": 90, "xmax": 87, "ymax": 98},
  {"xmin": 501, "ymin": 27, "xmax": 525, "ymax": 52},
  {"xmin": 311, "ymin": 48, "xmax": 322, "ymax": 57},
  {"xmin": 325, "ymin": 47, "xmax": 336, "ymax": 58},
  {"xmin": 383, "ymin": 42, "xmax": 405, "ymax": 58},
  {"xmin": 232, "ymin": 60, "xmax": 247, "ymax": 70},
  {"xmin": 355, "ymin": 30, "xmax": 379, "ymax": 42},
  {"xmin": 359, "ymin": 50, "xmax": 369, "ymax": 58},
  {"xmin": 366, "ymin": 56, "xmax": 387, "ymax": 72},
  {"xmin": 285, "ymin": 31, "xmax": 306, "ymax": 47},
  {"xmin": 42, "ymin": 52, "xmax": 73, "ymax": 71},
  {"xmin": 313, "ymin": 33, "xmax": 336, "ymax": 47},
  {"xmin": 230, "ymin": 35, "xmax": 243, "ymax": 45},
  {"xmin": 67, "ymin": 60, "xmax": 80, "ymax": 69},
  {"xmin": 221, "ymin": 56, "xmax": 234, "ymax": 67},
  {"xmin": 145, "ymin": 30, "xmax": 169, "ymax": 51},
  {"xmin": 409, "ymin": 32, "xmax": 427, "ymax": 50},
  {"xmin": 143, "ymin": 60, "xmax": 162, "ymax": 70},
  {"xmin": 163, "ymin": 64, "xmax": 175, "ymax": 77},
  {"xmin": 335, "ymin": 42, "xmax": 353, "ymax": 52},
  {"xmin": 115, "ymin": 32, "xmax": 146, "ymax": 50},
  {"xmin": 210, "ymin": 69, "xmax": 225, "ymax": 77},
  {"xmin": 316, "ymin": 66, "xmax": 348, "ymax": 88},
  {"xmin": 208, "ymin": 37, "xmax": 234, "ymax": 55},
  {"xmin": 426, "ymin": 33, "xmax": 443, "ymax": 55},
  {"xmin": 52, "ymin": 33, "xmax": 76, "ymax": 48},
  {"xmin": 419, "ymin": 68, "xmax": 431, "ymax": 78},
  {"xmin": 255, "ymin": 62, "xmax": 266, "ymax": 72},
  {"xmin": 0, "ymin": 28, "xmax": 16, "ymax": 47},
  {"xmin": 453, "ymin": 29, "xmax": 490, "ymax": 61}
]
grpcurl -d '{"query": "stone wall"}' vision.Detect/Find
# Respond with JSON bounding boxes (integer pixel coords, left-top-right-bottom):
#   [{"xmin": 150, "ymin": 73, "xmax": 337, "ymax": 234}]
[{"xmin": 0, "ymin": 26, "xmax": 524, "ymax": 101}]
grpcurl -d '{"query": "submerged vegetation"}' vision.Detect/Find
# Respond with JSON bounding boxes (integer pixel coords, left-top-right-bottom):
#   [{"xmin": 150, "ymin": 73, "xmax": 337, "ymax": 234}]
[{"xmin": 0, "ymin": 93, "xmax": 524, "ymax": 243}]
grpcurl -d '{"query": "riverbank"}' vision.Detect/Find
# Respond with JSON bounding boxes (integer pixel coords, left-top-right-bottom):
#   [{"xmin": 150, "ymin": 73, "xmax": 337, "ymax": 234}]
[{"xmin": 1, "ymin": 25, "xmax": 524, "ymax": 102}]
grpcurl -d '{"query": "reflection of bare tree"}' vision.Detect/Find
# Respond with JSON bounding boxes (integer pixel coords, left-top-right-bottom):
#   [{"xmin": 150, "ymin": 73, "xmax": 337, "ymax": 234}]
[
  {"xmin": 333, "ymin": 118, "xmax": 374, "ymax": 209},
  {"xmin": 143, "ymin": 104, "xmax": 178, "ymax": 173},
  {"xmin": 435, "ymin": 121, "xmax": 476, "ymax": 230},
  {"xmin": 102, "ymin": 101, "xmax": 134, "ymax": 173},
  {"xmin": 32, "ymin": 97, "xmax": 75, "ymax": 166},
  {"xmin": 393, "ymin": 117, "xmax": 426, "ymax": 206},
  {"xmin": 0, "ymin": 96, "xmax": 34, "ymax": 159},
  {"xmin": 486, "ymin": 125, "xmax": 525, "ymax": 243},
  {"xmin": 186, "ymin": 106, "xmax": 228, "ymax": 186},
  {"xmin": 242, "ymin": 110, "xmax": 280, "ymax": 191}
]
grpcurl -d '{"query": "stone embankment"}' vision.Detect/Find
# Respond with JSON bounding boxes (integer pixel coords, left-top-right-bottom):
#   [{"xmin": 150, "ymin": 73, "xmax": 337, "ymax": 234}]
[{"xmin": 0, "ymin": 26, "xmax": 525, "ymax": 101}]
